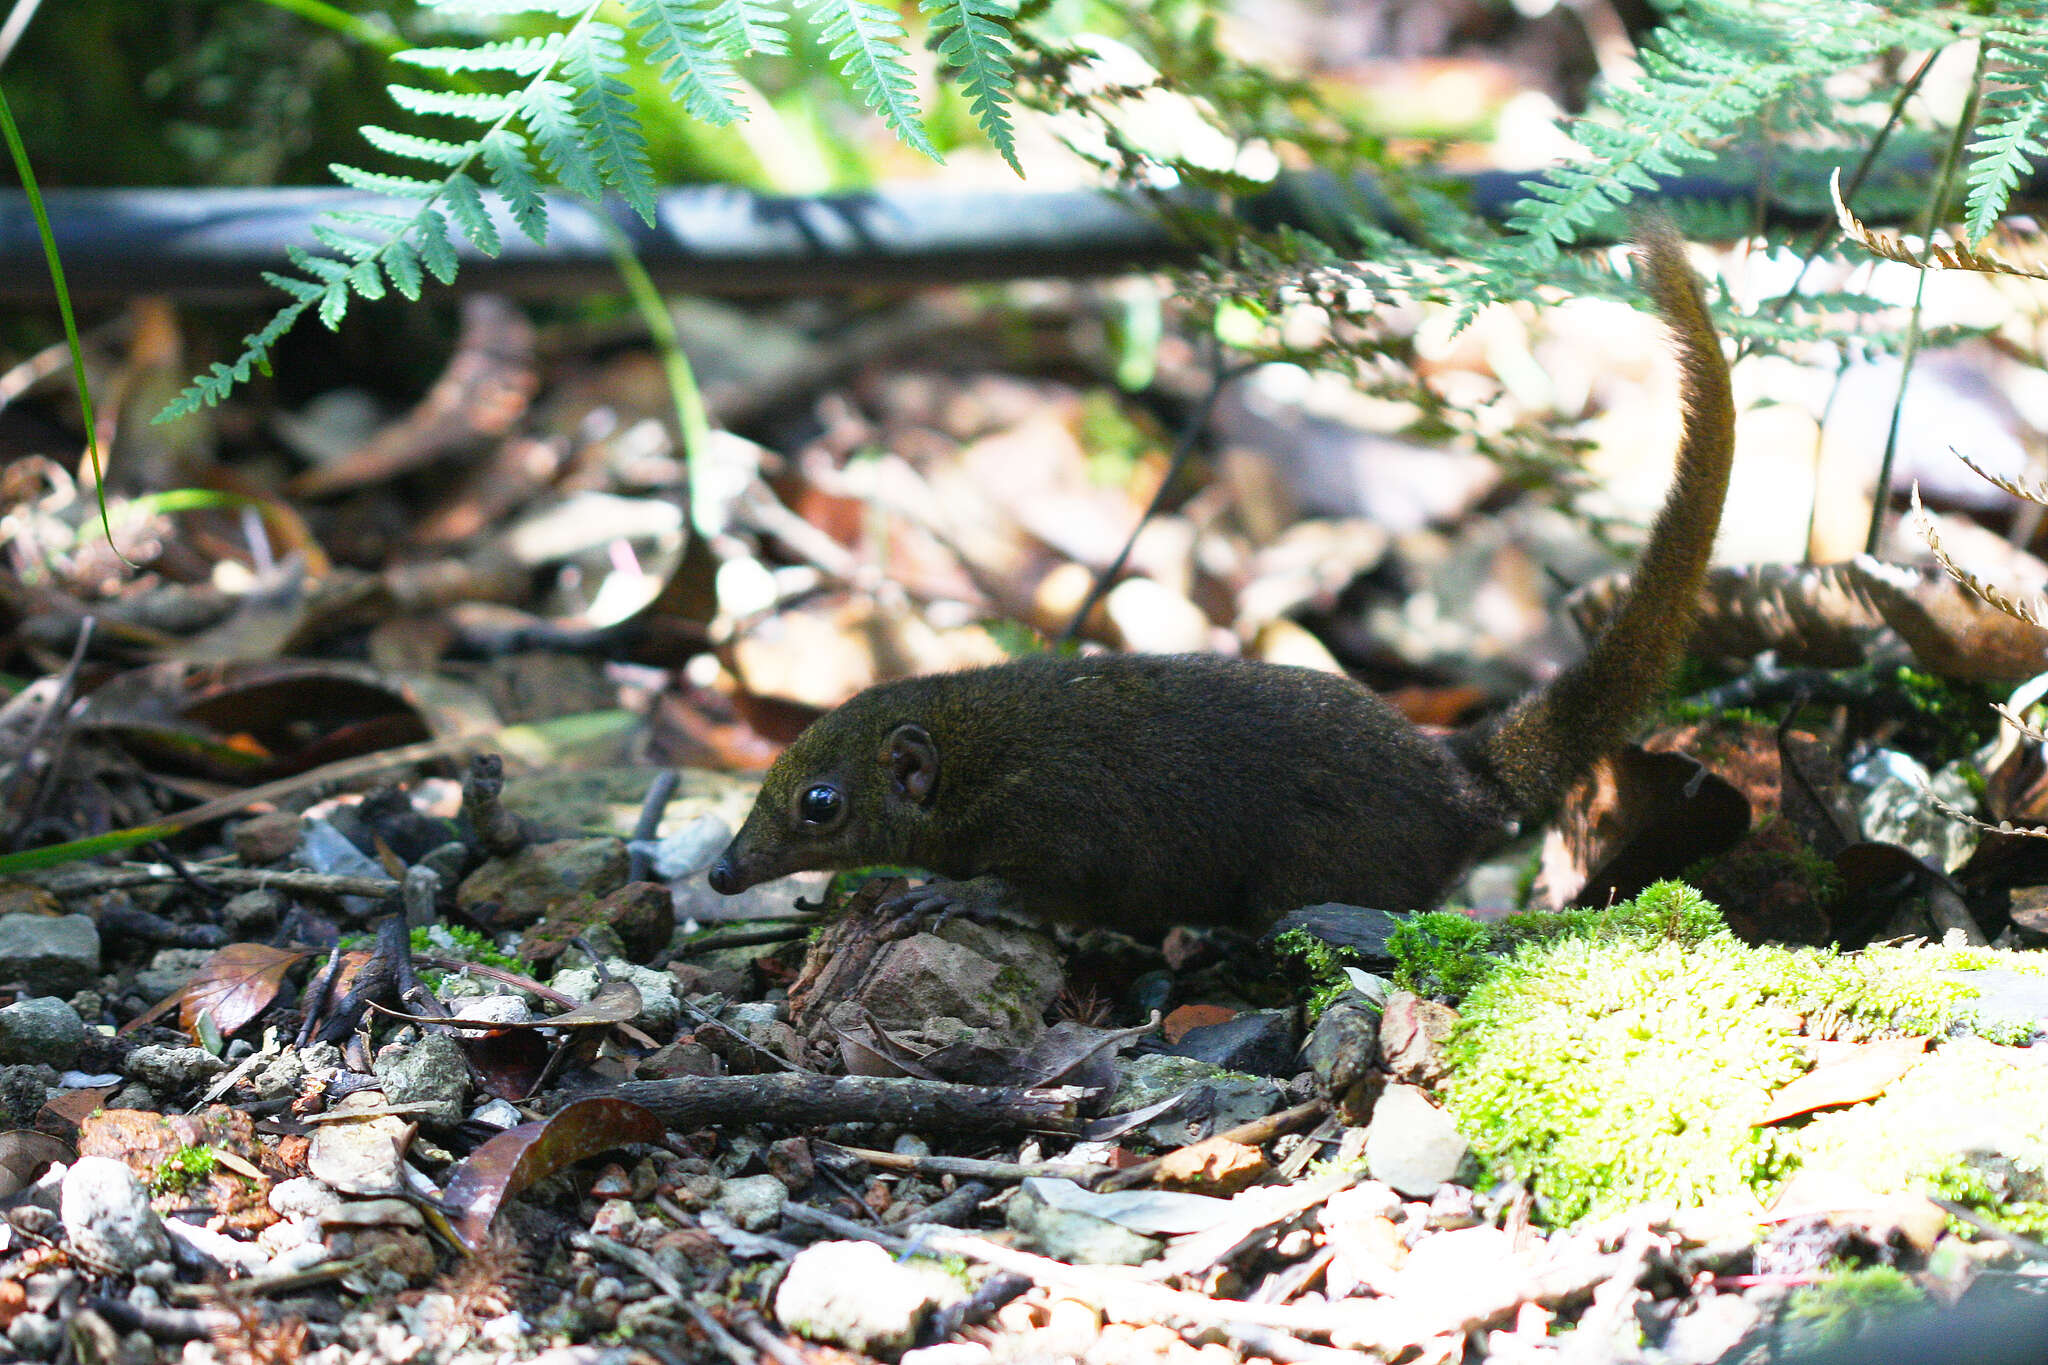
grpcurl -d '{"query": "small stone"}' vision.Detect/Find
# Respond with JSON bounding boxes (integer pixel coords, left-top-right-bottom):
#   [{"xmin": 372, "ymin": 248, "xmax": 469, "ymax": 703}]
[
  {"xmin": 1379, "ymin": 992, "xmax": 1458, "ymax": 1086},
  {"xmin": 0, "ymin": 997, "xmax": 85, "ymax": 1068},
  {"xmin": 61, "ymin": 1157, "xmax": 172, "ymax": 1269},
  {"xmin": 456, "ymin": 837, "xmax": 630, "ymax": 928},
  {"xmin": 775, "ymin": 1240, "xmax": 966, "ymax": 1354},
  {"xmin": 0, "ymin": 1064, "xmax": 57, "ymax": 1126},
  {"xmin": 1155, "ymin": 1137, "xmax": 1268, "ymax": 1194},
  {"xmin": 1303, "ymin": 992, "xmax": 1382, "ymax": 1121},
  {"xmin": 1365, "ymin": 1084, "xmax": 1470, "ymax": 1199},
  {"xmin": 124, "ymin": 1045, "xmax": 230, "ymax": 1097},
  {"xmin": 7, "ymin": 1311, "xmax": 61, "ymax": 1357},
  {"xmin": 0, "ymin": 914, "xmax": 99, "ymax": 996},
  {"xmin": 1006, "ymin": 1188, "xmax": 1162, "ymax": 1266},
  {"xmin": 1109, "ymin": 1054, "xmax": 1285, "ymax": 1145},
  {"xmin": 231, "ymin": 812, "xmax": 304, "ymax": 866},
  {"xmin": 220, "ymin": 889, "xmax": 289, "ymax": 936},
  {"xmin": 134, "ymin": 948, "xmax": 217, "ymax": 1004},
  {"xmin": 372, "ymin": 1033, "xmax": 470, "ymax": 1128},
  {"xmin": 1166, "ymin": 1009, "xmax": 1299, "ymax": 1076},
  {"xmin": 550, "ymin": 962, "xmax": 681, "ymax": 1033},
  {"xmin": 715, "ymin": 1173, "xmax": 787, "ymax": 1232}
]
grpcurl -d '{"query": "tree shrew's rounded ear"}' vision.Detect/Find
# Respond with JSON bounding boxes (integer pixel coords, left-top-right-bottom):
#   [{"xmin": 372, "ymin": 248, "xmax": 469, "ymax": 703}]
[{"xmin": 884, "ymin": 724, "xmax": 939, "ymax": 803}]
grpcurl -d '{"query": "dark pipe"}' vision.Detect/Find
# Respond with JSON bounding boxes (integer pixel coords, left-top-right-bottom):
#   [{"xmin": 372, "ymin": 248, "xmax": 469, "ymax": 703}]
[{"xmin": 0, "ymin": 162, "xmax": 1965, "ymax": 304}]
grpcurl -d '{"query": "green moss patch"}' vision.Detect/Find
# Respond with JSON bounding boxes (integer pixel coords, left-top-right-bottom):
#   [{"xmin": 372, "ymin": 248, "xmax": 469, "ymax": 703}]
[{"xmin": 1429, "ymin": 882, "xmax": 2046, "ymax": 1228}]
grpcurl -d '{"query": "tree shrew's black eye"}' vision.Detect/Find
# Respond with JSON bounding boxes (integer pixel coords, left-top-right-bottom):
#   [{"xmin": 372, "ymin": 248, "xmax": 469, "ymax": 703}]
[{"xmin": 798, "ymin": 784, "xmax": 843, "ymax": 826}]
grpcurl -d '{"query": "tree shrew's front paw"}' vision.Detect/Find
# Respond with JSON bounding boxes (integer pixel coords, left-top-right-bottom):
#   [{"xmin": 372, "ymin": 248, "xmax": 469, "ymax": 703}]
[{"xmin": 876, "ymin": 875, "xmax": 1018, "ymax": 939}]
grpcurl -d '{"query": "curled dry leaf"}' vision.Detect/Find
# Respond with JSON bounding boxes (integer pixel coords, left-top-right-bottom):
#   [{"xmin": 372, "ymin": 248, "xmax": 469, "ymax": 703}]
[
  {"xmin": 370, "ymin": 979, "xmax": 643, "ymax": 1033},
  {"xmin": 121, "ymin": 942, "xmax": 312, "ymax": 1041},
  {"xmin": 1911, "ymin": 486, "xmax": 2048, "ymax": 630},
  {"xmin": 1831, "ymin": 168, "xmax": 2048, "ymax": 279},
  {"xmin": 440, "ymin": 1097, "xmax": 666, "ymax": 1251},
  {"xmin": 0, "ymin": 1131, "xmax": 74, "ymax": 1200},
  {"xmin": 1755, "ymin": 1037, "xmax": 1929, "ymax": 1126}
]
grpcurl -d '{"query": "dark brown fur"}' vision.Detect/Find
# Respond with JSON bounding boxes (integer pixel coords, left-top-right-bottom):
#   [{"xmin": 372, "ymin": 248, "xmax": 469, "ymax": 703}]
[{"xmin": 710, "ymin": 228, "xmax": 1734, "ymax": 934}]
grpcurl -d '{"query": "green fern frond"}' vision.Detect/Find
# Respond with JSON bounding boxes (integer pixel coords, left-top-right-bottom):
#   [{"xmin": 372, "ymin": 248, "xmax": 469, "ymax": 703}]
[
  {"xmin": 359, "ymin": 126, "xmax": 480, "ymax": 166},
  {"xmin": 387, "ymin": 86, "xmax": 523, "ymax": 120},
  {"xmin": 522, "ymin": 75, "xmax": 606, "ymax": 202},
  {"xmin": 310, "ymin": 225, "xmax": 383, "ymax": 260},
  {"xmin": 1964, "ymin": 26, "xmax": 2048, "ymax": 243},
  {"xmin": 627, "ymin": 0, "xmax": 747, "ymax": 126},
  {"xmin": 328, "ymin": 164, "xmax": 441, "ymax": 197},
  {"xmin": 922, "ymin": 0, "xmax": 1017, "ymax": 173},
  {"xmin": 417, "ymin": 209, "xmax": 462, "ymax": 282},
  {"xmin": 562, "ymin": 22, "xmax": 660, "ymax": 222},
  {"xmin": 383, "ymin": 237, "xmax": 425, "ymax": 298},
  {"xmin": 480, "ymin": 128, "xmax": 549, "ymax": 241},
  {"xmin": 158, "ymin": 301, "xmax": 314, "ymax": 421},
  {"xmin": 425, "ymin": 0, "xmax": 588, "ymax": 14},
  {"xmin": 807, "ymin": 0, "xmax": 938, "ymax": 160},
  {"xmin": 396, "ymin": 35, "xmax": 563, "ymax": 75},
  {"xmin": 444, "ymin": 171, "xmax": 503, "ymax": 253},
  {"xmin": 1506, "ymin": 5, "xmax": 1920, "ymax": 260},
  {"xmin": 708, "ymin": 0, "xmax": 787, "ymax": 56}
]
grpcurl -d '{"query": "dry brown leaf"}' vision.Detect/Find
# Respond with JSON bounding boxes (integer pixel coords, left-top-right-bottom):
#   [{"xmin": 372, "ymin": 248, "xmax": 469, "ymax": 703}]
[
  {"xmin": 1832, "ymin": 168, "xmax": 2048, "ymax": 279},
  {"xmin": 1755, "ymin": 1036, "xmax": 1929, "ymax": 1125}
]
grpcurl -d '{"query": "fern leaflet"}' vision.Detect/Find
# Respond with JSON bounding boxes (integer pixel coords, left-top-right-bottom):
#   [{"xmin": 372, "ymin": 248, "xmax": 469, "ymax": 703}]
[
  {"xmin": 708, "ymin": 0, "xmax": 787, "ymax": 56},
  {"xmin": 395, "ymin": 36, "xmax": 563, "ymax": 76},
  {"xmin": 808, "ymin": 0, "xmax": 938, "ymax": 160},
  {"xmin": 161, "ymin": 0, "xmax": 1032, "ymax": 418},
  {"xmin": 480, "ymin": 129, "xmax": 549, "ymax": 242},
  {"xmin": 562, "ymin": 23, "xmax": 659, "ymax": 222},
  {"xmin": 1964, "ymin": 24, "xmax": 2048, "ymax": 242},
  {"xmin": 628, "ymin": 0, "xmax": 746, "ymax": 126},
  {"xmin": 923, "ymin": 0, "xmax": 1017, "ymax": 174}
]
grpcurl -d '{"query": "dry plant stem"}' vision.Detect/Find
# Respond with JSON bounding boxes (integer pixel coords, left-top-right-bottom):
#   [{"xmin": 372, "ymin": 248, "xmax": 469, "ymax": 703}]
[
  {"xmin": 463, "ymin": 753, "xmax": 526, "ymax": 857},
  {"xmin": 574, "ymin": 1230, "xmax": 686, "ymax": 1298},
  {"xmin": 627, "ymin": 768, "xmax": 680, "ymax": 881},
  {"xmin": 594, "ymin": 1075, "xmax": 1088, "ymax": 1134},
  {"xmin": 0, "ymin": 613, "xmax": 91, "ymax": 832},
  {"xmin": 1929, "ymin": 1195, "xmax": 2048, "ymax": 1260},
  {"xmin": 1057, "ymin": 348, "xmax": 1253, "ymax": 648},
  {"xmin": 827, "ymin": 1143, "xmax": 1111, "ymax": 1185},
  {"xmin": 1097, "ymin": 1099, "xmax": 1328, "ymax": 1193},
  {"xmin": 1275, "ymin": 1115, "xmax": 1345, "ymax": 1181},
  {"xmin": 892, "ymin": 1178, "xmax": 995, "ymax": 1228},
  {"xmin": 298, "ymin": 940, "xmax": 347, "ymax": 1049},
  {"xmin": 81, "ymin": 1297, "xmax": 236, "ymax": 1342},
  {"xmin": 679, "ymin": 1301, "xmax": 758, "ymax": 1365},
  {"xmin": 671, "ymin": 924, "xmax": 815, "ymax": 956},
  {"xmin": 731, "ymin": 1310, "xmax": 811, "ymax": 1365},
  {"xmin": 54, "ymin": 863, "xmax": 401, "ymax": 901},
  {"xmin": 1153, "ymin": 1168, "xmax": 1360, "ymax": 1281}
]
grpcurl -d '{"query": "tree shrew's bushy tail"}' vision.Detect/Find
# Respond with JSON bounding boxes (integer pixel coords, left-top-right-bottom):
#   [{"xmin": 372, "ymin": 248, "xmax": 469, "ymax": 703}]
[{"xmin": 1459, "ymin": 224, "xmax": 1736, "ymax": 819}]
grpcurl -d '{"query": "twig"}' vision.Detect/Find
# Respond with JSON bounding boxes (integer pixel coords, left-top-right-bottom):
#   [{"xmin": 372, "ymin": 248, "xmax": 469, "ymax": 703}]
[
  {"xmin": 732, "ymin": 1310, "xmax": 811, "ymax": 1365},
  {"xmin": 628, "ymin": 769, "xmax": 680, "ymax": 881},
  {"xmin": 50, "ymin": 863, "xmax": 402, "ymax": 901},
  {"xmin": 826, "ymin": 1143, "xmax": 1110, "ymax": 1186},
  {"xmin": 680, "ymin": 1301, "xmax": 759, "ymax": 1365},
  {"xmin": 672, "ymin": 924, "xmax": 815, "ymax": 956},
  {"xmin": 0, "ymin": 613, "xmax": 91, "ymax": 837},
  {"xmin": 1929, "ymin": 1195, "xmax": 2048, "ymax": 1261},
  {"xmin": 462, "ymin": 752, "xmax": 527, "ymax": 857},
  {"xmin": 891, "ymin": 1179, "xmax": 995, "ymax": 1229},
  {"xmin": 1058, "ymin": 346, "xmax": 1257, "ymax": 647},
  {"xmin": 587, "ymin": 1074, "xmax": 1091, "ymax": 1134},
  {"xmin": 1098, "ymin": 1100, "xmax": 1328, "ymax": 1192},
  {"xmin": 574, "ymin": 1230, "xmax": 687, "ymax": 1298}
]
